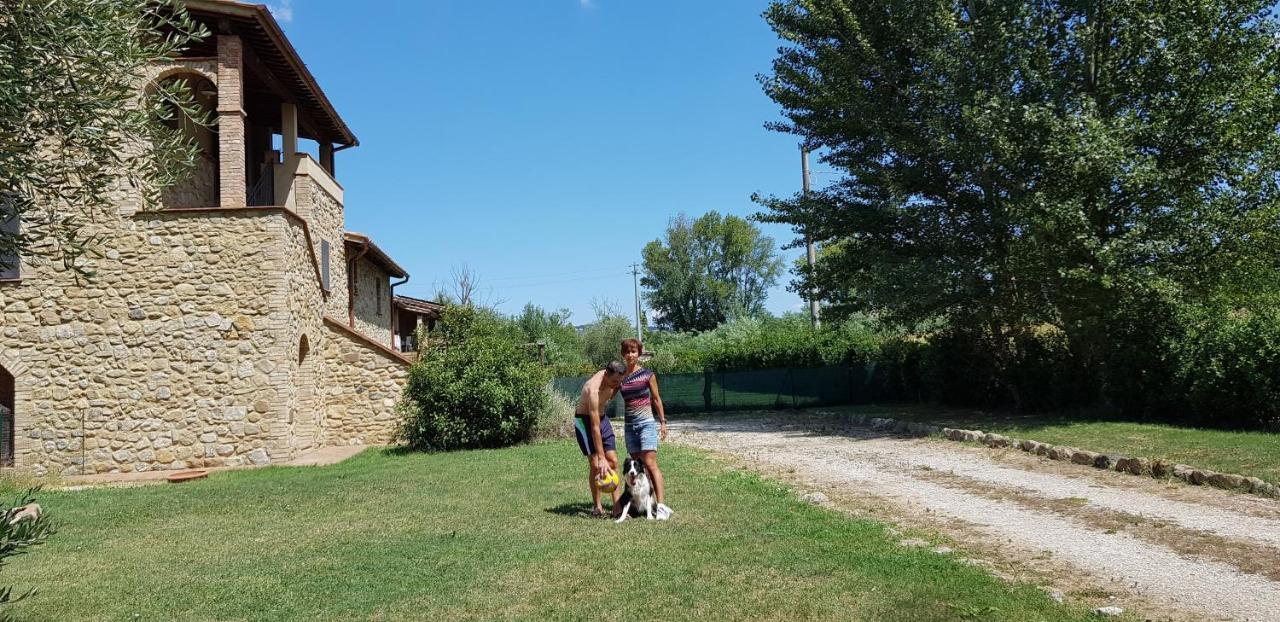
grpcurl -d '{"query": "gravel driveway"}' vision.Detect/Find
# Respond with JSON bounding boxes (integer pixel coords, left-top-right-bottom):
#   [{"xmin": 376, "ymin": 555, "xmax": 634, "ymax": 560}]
[{"xmin": 671, "ymin": 414, "xmax": 1280, "ymax": 622}]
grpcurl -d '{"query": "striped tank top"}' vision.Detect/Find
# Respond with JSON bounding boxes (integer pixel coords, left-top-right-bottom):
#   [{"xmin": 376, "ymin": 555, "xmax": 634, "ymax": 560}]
[{"xmin": 620, "ymin": 368, "xmax": 654, "ymax": 424}]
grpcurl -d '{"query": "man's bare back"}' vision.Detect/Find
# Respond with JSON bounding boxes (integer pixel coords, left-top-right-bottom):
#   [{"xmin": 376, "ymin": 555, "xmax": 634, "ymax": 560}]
[{"xmin": 576, "ymin": 369, "xmax": 619, "ymax": 416}]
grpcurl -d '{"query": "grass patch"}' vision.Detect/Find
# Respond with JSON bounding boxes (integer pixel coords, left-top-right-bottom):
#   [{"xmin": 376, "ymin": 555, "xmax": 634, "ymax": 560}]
[
  {"xmin": 5, "ymin": 442, "xmax": 1093, "ymax": 621},
  {"xmin": 821, "ymin": 404, "xmax": 1280, "ymax": 485}
]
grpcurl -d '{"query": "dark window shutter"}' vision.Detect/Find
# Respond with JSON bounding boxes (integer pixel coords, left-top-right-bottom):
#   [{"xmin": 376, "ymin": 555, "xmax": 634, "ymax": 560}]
[
  {"xmin": 320, "ymin": 240, "xmax": 330, "ymax": 291},
  {"xmin": 0, "ymin": 212, "xmax": 19, "ymax": 280}
]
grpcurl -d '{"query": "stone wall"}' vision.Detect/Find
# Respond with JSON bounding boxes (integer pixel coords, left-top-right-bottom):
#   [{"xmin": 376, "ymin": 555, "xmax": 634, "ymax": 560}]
[
  {"xmin": 278, "ymin": 213, "xmax": 329, "ymax": 456},
  {"xmin": 320, "ymin": 320, "xmax": 408, "ymax": 445},
  {"xmin": 161, "ymin": 152, "xmax": 218, "ymax": 209},
  {"xmin": 1, "ymin": 210, "xmax": 289, "ymax": 475},
  {"xmin": 296, "ymin": 174, "xmax": 348, "ymax": 319},
  {"xmin": 351, "ymin": 256, "xmax": 392, "ymax": 347},
  {"xmin": 0, "ymin": 50, "xmax": 412, "ymax": 475}
]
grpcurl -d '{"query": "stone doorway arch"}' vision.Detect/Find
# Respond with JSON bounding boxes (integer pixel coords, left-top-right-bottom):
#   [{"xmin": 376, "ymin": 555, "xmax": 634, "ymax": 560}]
[
  {"xmin": 0, "ymin": 364, "xmax": 13, "ymax": 467},
  {"xmin": 0, "ymin": 352, "xmax": 30, "ymax": 470}
]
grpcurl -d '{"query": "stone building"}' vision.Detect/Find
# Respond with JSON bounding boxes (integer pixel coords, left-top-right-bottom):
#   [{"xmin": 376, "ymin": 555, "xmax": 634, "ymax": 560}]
[{"xmin": 0, "ymin": 0, "xmax": 432, "ymax": 476}]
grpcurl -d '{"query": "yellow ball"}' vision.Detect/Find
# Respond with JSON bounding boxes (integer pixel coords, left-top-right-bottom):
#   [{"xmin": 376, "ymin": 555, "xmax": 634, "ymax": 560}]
[{"xmin": 596, "ymin": 470, "xmax": 619, "ymax": 493}]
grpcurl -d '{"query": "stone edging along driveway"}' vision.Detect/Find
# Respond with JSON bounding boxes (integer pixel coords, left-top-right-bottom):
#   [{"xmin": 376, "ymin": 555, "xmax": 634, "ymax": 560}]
[{"xmin": 814, "ymin": 411, "xmax": 1280, "ymax": 499}]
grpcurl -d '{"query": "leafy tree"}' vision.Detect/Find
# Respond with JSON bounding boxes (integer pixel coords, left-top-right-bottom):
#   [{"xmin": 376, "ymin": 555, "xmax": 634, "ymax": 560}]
[
  {"xmin": 580, "ymin": 300, "xmax": 634, "ymax": 368},
  {"xmin": 641, "ymin": 211, "xmax": 784, "ymax": 332},
  {"xmin": 755, "ymin": 0, "xmax": 1280, "ymax": 402},
  {"xmin": 513, "ymin": 302, "xmax": 587, "ymax": 368},
  {"xmin": 0, "ymin": 0, "xmax": 208, "ymax": 276}
]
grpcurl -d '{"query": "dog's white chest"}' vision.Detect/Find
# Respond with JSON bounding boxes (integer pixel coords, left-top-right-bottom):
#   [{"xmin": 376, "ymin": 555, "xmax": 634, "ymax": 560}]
[{"xmin": 631, "ymin": 476, "xmax": 653, "ymax": 503}]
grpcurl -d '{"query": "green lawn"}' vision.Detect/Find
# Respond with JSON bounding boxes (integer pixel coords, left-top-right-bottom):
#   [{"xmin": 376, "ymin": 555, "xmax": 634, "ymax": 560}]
[
  {"xmin": 819, "ymin": 404, "xmax": 1280, "ymax": 485},
  {"xmin": 4, "ymin": 442, "xmax": 1095, "ymax": 621}
]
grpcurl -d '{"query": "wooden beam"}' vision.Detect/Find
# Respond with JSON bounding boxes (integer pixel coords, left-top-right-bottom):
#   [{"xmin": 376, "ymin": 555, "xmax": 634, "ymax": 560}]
[{"xmin": 241, "ymin": 45, "xmax": 328, "ymax": 143}]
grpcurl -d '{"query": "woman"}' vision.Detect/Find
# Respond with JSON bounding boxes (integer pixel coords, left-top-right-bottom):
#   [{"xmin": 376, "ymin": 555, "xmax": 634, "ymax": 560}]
[{"xmin": 618, "ymin": 338, "xmax": 672, "ymax": 520}]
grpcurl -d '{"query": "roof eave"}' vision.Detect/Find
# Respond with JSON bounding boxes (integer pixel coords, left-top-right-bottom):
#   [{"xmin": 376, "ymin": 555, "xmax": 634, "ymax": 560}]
[
  {"xmin": 344, "ymin": 232, "xmax": 408, "ymax": 279},
  {"xmin": 181, "ymin": 0, "xmax": 359, "ymax": 147}
]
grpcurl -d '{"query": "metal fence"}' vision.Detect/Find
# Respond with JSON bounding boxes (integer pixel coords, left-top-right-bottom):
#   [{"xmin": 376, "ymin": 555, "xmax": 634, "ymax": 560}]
[{"xmin": 552, "ymin": 365, "xmax": 874, "ymax": 416}]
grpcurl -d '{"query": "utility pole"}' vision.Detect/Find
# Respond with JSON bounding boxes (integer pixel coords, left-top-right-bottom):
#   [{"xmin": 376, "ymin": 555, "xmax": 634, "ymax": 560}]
[
  {"xmin": 802, "ymin": 147, "xmax": 821, "ymax": 329},
  {"xmin": 631, "ymin": 263, "xmax": 643, "ymax": 342}
]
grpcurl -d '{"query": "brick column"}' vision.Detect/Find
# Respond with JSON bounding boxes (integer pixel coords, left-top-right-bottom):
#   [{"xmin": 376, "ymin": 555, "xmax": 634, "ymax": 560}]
[{"xmin": 217, "ymin": 35, "xmax": 247, "ymax": 207}]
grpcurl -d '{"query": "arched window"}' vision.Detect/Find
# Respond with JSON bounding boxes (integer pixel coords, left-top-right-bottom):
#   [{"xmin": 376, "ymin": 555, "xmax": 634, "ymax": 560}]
[{"xmin": 298, "ymin": 334, "xmax": 310, "ymax": 365}]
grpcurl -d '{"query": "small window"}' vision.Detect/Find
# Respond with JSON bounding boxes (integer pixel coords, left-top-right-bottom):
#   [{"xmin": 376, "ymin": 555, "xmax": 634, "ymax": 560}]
[
  {"xmin": 0, "ymin": 208, "xmax": 19, "ymax": 281},
  {"xmin": 376, "ymin": 279, "xmax": 383, "ymax": 315},
  {"xmin": 320, "ymin": 240, "xmax": 330, "ymax": 291}
]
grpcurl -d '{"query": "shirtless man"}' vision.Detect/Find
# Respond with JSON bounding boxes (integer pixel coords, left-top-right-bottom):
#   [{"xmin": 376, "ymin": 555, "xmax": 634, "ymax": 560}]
[{"xmin": 574, "ymin": 361, "xmax": 626, "ymax": 517}]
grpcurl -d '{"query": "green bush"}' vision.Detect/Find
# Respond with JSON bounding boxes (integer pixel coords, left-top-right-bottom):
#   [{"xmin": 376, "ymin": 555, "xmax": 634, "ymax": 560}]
[
  {"xmin": 542, "ymin": 301, "xmax": 1280, "ymax": 431},
  {"xmin": 513, "ymin": 304, "xmax": 589, "ymax": 370},
  {"xmin": 1100, "ymin": 294, "xmax": 1185, "ymax": 419},
  {"xmin": 1008, "ymin": 326, "xmax": 1095, "ymax": 412},
  {"xmin": 645, "ymin": 314, "xmax": 886, "ymax": 373},
  {"xmin": 532, "ymin": 384, "xmax": 576, "ymax": 441},
  {"xmin": 400, "ymin": 305, "xmax": 550, "ymax": 450},
  {"xmin": 1174, "ymin": 307, "xmax": 1280, "ymax": 430},
  {"xmin": 866, "ymin": 335, "xmax": 929, "ymax": 402},
  {"xmin": 914, "ymin": 329, "xmax": 1001, "ymax": 407}
]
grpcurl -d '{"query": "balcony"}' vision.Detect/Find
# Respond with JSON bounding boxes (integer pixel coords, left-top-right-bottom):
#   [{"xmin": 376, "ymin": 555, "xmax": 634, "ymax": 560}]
[{"xmin": 159, "ymin": 1, "xmax": 356, "ymax": 211}]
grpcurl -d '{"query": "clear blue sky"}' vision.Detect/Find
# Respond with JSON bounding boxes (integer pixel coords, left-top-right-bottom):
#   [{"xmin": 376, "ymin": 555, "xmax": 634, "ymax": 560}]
[{"xmin": 271, "ymin": 0, "xmax": 809, "ymax": 325}]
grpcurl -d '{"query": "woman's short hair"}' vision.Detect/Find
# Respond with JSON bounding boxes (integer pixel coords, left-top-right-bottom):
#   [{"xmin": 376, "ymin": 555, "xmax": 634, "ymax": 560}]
[{"xmin": 620, "ymin": 338, "xmax": 643, "ymax": 354}]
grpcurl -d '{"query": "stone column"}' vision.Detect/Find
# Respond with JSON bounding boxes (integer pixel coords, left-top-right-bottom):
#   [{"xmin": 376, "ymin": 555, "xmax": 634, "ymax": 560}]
[
  {"xmin": 274, "ymin": 103, "xmax": 299, "ymax": 209},
  {"xmin": 281, "ymin": 103, "xmax": 298, "ymax": 162},
  {"xmin": 217, "ymin": 35, "xmax": 247, "ymax": 207}
]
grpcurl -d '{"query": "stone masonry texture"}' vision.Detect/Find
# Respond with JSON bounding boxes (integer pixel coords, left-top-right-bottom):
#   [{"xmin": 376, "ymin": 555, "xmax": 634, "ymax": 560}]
[
  {"xmin": 0, "ymin": 37, "xmax": 409, "ymax": 476},
  {"xmin": 352, "ymin": 256, "xmax": 393, "ymax": 347}
]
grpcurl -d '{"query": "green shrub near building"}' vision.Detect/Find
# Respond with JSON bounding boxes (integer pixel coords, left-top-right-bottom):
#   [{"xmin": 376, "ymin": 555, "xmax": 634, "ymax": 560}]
[{"xmin": 400, "ymin": 305, "xmax": 550, "ymax": 450}]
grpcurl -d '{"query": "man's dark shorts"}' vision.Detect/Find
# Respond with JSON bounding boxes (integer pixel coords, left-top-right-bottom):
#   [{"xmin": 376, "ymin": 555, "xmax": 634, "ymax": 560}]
[{"xmin": 573, "ymin": 414, "xmax": 616, "ymax": 456}]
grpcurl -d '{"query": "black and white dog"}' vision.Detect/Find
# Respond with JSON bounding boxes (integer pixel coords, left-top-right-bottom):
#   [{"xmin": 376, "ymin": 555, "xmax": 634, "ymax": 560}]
[{"xmin": 614, "ymin": 458, "xmax": 657, "ymax": 523}]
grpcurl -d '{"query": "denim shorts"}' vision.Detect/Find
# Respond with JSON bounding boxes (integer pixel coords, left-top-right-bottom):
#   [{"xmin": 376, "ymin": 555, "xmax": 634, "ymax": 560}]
[{"xmin": 624, "ymin": 419, "xmax": 659, "ymax": 453}]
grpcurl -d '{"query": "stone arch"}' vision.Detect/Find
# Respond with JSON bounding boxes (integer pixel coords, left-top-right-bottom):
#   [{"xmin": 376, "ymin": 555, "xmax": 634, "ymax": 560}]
[
  {"xmin": 149, "ymin": 70, "xmax": 219, "ymax": 208},
  {"xmin": 151, "ymin": 64, "xmax": 217, "ymax": 86},
  {"xmin": 0, "ymin": 351, "xmax": 30, "ymax": 469}
]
